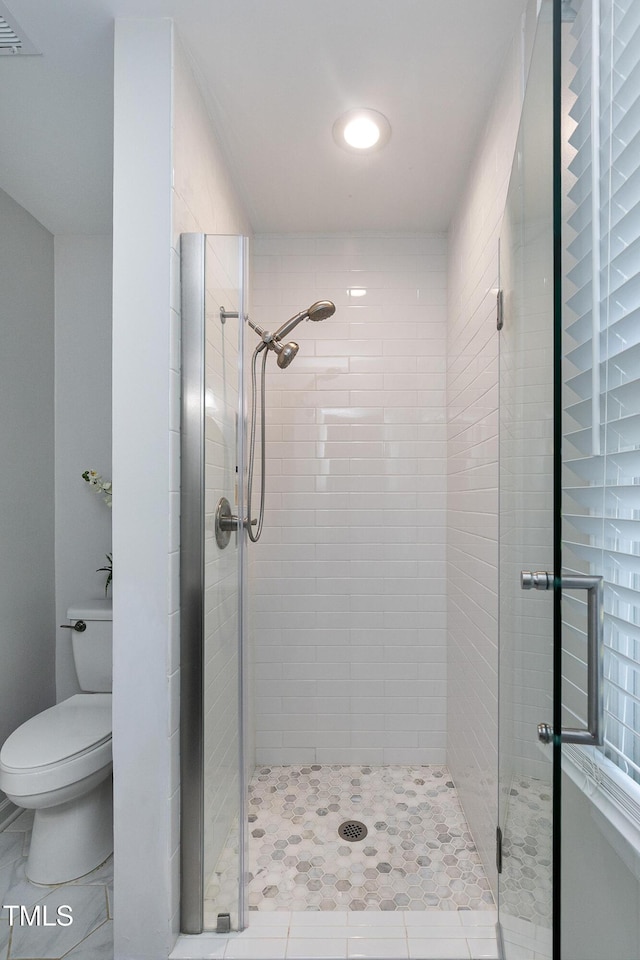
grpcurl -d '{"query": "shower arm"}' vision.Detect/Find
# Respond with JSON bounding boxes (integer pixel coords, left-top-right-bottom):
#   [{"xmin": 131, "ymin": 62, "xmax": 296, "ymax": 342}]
[
  {"xmin": 246, "ymin": 316, "xmax": 274, "ymax": 349},
  {"xmin": 220, "ymin": 310, "xmax": 271, "ymax": 349}
]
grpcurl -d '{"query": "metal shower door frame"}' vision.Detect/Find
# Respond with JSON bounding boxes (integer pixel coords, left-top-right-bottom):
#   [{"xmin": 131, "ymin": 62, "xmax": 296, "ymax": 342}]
[
  {"xmin": 180, "ymin": 233, "xmax": 206, "ymax": 934},
  {"xmin": 179, "ymin": 232, "xmax": 249, "ymax": 934}
]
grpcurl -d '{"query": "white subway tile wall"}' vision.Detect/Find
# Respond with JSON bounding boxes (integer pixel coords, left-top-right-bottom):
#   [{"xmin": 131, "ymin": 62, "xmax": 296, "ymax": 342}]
[
  {"xmin": 446, "ymin": 23, "xmax": 525, "ymax": 892},
  {"xmin": 250, "ymin": 234, "xmax": 447, "ymax": 765}
]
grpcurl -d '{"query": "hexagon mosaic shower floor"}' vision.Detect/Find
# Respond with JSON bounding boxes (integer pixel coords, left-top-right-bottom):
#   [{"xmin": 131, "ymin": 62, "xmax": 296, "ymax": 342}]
[{"xmin": 206, "ymin": 765, "xmax": 494, "ymax": 917}]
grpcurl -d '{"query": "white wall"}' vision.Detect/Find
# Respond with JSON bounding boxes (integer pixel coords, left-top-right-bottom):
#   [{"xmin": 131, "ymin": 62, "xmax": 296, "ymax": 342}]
[
  {"xmin": 54, "ymin": 235, "xmax": 112, "ymax": 700},
  {"xmin": 112, "ymin": 19, "xmax": 175, "ymax": 960},
  {"xmin": 0, "ymin": 186, "xmax": 56, "ymax": 820},
  {"xmin": 172, "ymin": 39, "xmax": 252, "ymax": 241},
  {"xmin": 251, "ymin": 234, "xmax": 448, "ymax": 765},
  {"xmin": 446, "ymin": 0, "xmax": 536, "ymax": 891},
  {"xmin": 561, "ymin": 773, "xmax": 640, "ymax": 959}
]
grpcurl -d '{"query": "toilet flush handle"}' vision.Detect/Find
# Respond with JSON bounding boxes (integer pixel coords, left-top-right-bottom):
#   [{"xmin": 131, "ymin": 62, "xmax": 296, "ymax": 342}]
[{"xmin": 59, "ymin": 620, "xmax": 87, "ymax": 632}]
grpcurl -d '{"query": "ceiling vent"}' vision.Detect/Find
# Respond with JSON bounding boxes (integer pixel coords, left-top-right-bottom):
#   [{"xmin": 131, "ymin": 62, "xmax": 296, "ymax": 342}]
[{"xmin": 0, "ymin": 2, "xmax": 39, "ymax": 55}]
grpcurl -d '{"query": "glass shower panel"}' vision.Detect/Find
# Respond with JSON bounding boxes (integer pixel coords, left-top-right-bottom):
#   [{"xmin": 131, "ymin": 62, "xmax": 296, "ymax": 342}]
[
  {"xmin": 180, "ymin": 233, "xmax": 247, "ymax": 934},
  {"xmin": 202, "ymin": 235, "xmax": 245, "ymax": 932},
  {"xmin": 498, "ymin": 4, "xmax": 554, "ymax": 958}
]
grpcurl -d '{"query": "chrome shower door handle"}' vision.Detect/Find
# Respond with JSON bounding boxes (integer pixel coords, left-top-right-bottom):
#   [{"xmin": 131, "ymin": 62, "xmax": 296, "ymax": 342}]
[
  {"xmin": 521, "ymin": 571, "xmax": 604, "ymax": 746},
  {"xmin": 560, "ymin": 574, "xmax": 604, "ymax": 746}
]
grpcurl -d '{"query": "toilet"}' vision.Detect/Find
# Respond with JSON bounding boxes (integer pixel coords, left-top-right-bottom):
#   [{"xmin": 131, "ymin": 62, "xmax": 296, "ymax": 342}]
[{"xmin": 0, "ymin": 601, "xmax": 113, "ymax": 884}]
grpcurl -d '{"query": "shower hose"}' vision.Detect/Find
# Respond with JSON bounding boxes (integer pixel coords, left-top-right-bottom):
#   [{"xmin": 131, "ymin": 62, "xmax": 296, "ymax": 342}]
[{"xmin": 246, "ymin": 341, "xmax": 268, "ymax": 542}]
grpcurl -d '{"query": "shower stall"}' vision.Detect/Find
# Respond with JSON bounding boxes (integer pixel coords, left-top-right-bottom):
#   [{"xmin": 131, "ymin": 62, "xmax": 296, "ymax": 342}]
[{"xmin": 178, "ymin": 1, "xmax": 640, "ymax": 957}]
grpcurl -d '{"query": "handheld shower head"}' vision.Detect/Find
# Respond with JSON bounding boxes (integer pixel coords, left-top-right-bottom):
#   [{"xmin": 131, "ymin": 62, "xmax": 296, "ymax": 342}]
[
  {"xmin": 247, "ymin": 299, "xmax": 335, "ymax": 370},
  {"xmin": 307, "ymin": 300, "xmax": 336, "ymax": 322},
  {"xmin": 273, "ymin": 300, "xmax": 336, "ymax": 340}
]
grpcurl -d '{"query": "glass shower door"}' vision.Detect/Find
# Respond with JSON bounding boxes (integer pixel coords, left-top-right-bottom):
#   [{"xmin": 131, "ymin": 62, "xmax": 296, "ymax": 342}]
[
  {"xmin": 498, "ymin": 4, "xmax": 555, "ymax": 957},
  {"xmin": 500, "ymin": 1, "xmax": 640, "ymax": 957},
  {"xmin": 180, "ymin": 233, "xmax": 248, "ymax": 934}
]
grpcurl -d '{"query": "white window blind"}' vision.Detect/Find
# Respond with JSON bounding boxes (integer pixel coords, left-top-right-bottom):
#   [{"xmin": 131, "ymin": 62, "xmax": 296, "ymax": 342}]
[{"xmin": 564, "ymin": 0, "xmax": 640, "ymax": 783}]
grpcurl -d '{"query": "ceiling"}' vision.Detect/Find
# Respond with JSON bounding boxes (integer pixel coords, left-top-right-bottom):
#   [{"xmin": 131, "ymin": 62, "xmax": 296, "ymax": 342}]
[{"xmin": 0, "ymin": 0, "xmax": 527, "ymax": 235}]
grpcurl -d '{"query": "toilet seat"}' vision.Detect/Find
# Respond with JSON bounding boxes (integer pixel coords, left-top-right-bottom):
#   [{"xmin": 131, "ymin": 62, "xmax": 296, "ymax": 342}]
[{"xmin": 0, "ymin": 694, "xmax": 112, "ymax": 797}]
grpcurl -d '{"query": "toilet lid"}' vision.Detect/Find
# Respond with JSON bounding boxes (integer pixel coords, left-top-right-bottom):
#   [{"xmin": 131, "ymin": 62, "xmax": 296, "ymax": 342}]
[{"xmin": 1, "ymin": 694, "xmax": 112, "ymax": 770}]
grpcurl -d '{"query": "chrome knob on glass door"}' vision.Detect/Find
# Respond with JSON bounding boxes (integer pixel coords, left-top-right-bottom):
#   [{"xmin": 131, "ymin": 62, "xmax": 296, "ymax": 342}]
[
  {"xmin": 521, "ymin": 570, "xmax": 604, "ymax": 746},
  {"xmin": 537, "ymin": 723, "xmax": 553, "ymax": 744}
]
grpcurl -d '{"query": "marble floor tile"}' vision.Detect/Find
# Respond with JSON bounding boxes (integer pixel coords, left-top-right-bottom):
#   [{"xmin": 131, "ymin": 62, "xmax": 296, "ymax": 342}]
[
  {"xmin": 0, "ymin": 814, "xmax": 113, "ymax": 960},
  {"xmin": 67, "ymin": 858, "xmax": 113, "ymax": 887},
  {"xmin": 0, "ymin": 858, "xmax": 51, "ymax": 912},
  {"xmin": 9, "ymin": 885, "xmax": 108, "ymax": 959},
  {"xmin": 61, "ymin": 920, "xmax": 113, "ymax": 960},
  {"xmin": 3, "ymin": 812, "xmax": 34, "ymax": 834},
  {"xmin": 499, "ymin": 776, "xmax": 551, "ymax": 930},
  {"xmin": 0, "ymin": 835, "xmax": 26, "ymax": 872},
  {"xmin": 0, "ymin": 919, "xmax": 10, "ymax": 960},
  {"xmin": 206, "ymin": 765, "xmax": 495, "ymax": 919}
]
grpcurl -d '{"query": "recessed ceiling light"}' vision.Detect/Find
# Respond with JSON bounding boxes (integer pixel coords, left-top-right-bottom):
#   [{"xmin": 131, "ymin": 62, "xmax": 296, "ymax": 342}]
[{"xmin": 333, "ymin": 109, "xmax": 391, "ymax": 153}]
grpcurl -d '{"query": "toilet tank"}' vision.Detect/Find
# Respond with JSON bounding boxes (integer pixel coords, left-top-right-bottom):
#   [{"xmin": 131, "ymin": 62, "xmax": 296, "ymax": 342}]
[{"xmin": 66, "ymin": 600, "xmax": 112, "ymax": 693}]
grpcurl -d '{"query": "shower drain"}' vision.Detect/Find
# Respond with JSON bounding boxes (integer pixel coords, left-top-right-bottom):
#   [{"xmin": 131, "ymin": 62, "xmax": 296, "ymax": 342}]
[{"xmin": 338, "ymin": 820, "xmax": 368, "ymax": 842}]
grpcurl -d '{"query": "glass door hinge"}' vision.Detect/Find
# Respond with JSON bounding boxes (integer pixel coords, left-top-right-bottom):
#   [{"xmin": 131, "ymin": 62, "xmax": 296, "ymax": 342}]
[
  {"xmin": 496, "ymin": 289, "xmax": 504, "ymax": 330},
  {"xmin": 496, "ymin": 826, "xmax": 503, "ymax": 874}
]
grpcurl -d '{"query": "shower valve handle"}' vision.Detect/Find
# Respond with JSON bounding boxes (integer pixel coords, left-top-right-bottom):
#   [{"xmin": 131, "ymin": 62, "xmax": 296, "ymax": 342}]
[
  {"xmin": 219, "ymin": 514, "xmax": 257, "ymax": 530},
  {"xmin": 215, "ymin": 497, "xmax": 256, "ymax": 548}
]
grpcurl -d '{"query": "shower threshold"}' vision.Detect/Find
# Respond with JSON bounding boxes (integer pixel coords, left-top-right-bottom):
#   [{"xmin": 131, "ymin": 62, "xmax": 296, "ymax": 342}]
[{"xmin": 170, "ymin": 908, "xmax": 499, "ymax": 959}]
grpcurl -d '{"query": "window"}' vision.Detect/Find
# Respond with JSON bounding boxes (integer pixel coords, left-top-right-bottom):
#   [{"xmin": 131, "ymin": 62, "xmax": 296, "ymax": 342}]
[{"xmin": 563, "ymin": 0, "xmax": 640, "ymax": 783}]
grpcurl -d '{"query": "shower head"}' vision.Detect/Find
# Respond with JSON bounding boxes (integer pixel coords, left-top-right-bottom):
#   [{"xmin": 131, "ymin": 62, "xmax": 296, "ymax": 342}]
[
  {"xmin": 247, "ymin": 300, "xmax": 335, "ymax": 369},
  {"xmin": 308, "ymin": 300, "xmax": 336, "ymax": 322},
  {"xmin": 273, "ymin": 300, "xmax": 336, "ymax": 340},
  {"xmin": 273, "ymin": 340, "xmax": 299, "ymax": 369}
]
